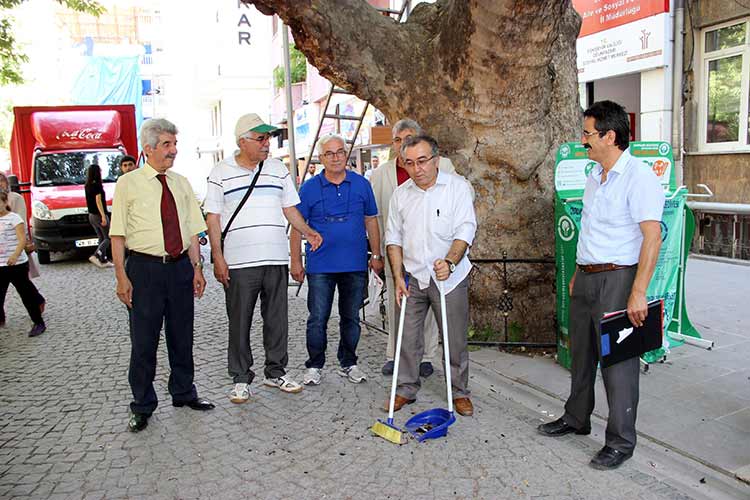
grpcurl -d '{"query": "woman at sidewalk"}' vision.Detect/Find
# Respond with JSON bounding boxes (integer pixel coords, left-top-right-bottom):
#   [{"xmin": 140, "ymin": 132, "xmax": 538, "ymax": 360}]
[
  {"xmin": 0, "ymin": 191, "xmax": 46, "ymax": 336},
  {"xmin": 0, "ymin": 172, "xmax": 45, "ymax": 320},
  {"xmin": 84, "ymin": 164, "xmax": 113, "ymax": 268}
]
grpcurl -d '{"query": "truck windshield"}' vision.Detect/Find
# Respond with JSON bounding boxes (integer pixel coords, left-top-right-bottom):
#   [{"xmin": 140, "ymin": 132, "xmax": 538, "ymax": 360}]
[{"xmin": 34, "ymin": 151, "xmax": 125, "ymax": 186}]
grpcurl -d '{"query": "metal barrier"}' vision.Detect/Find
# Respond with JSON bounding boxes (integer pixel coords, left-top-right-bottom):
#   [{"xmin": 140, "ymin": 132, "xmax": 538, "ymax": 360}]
[
  {"xmin": 688, "ymin": 197, "xmax": 750, "ymax": 261},
  {"xmin": 470, "ymin": 252, "xmax": 557, "ymax": 348}
]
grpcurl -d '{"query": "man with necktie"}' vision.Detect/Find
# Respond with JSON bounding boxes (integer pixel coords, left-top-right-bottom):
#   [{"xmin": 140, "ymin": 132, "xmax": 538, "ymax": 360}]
[{"xmin": 110, "ymin": 118, "xmax": 215, "ymax": 433}]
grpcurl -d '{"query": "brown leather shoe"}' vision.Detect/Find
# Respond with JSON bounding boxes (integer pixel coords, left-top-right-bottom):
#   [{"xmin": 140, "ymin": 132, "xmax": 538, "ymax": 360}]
[
  {"xmin": 453, "ymin": 397, "xmax": 474, "ymax": 416},
  {"xmin": 382, "ymin": 394, "xmax": 416, "ymax": 413}
]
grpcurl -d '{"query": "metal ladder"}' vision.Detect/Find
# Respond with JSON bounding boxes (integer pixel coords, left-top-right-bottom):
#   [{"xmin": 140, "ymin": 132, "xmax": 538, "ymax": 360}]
[
  {"xmin": 289, "ymin": 2, "xmax": 411, "ymax": 301},
  {"xmin": 296, "ymin": 1, "xmax": 411, "ymax": 187}
]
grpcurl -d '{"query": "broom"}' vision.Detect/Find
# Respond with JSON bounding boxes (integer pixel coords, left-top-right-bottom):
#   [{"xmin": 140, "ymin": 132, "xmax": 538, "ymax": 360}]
[{"xmin": 371, "ymin": 294, "xmax": 408, "ymax": 445}]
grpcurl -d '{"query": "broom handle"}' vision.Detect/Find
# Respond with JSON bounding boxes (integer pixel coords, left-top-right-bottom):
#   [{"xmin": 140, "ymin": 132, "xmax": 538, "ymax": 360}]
[
  {"xmin": 388, "ymin": 294, "xmax": 408, "ymax": 422},
  {"xmin": 439, "ymin": 281, "xmax": 454, "ymax": 413}
]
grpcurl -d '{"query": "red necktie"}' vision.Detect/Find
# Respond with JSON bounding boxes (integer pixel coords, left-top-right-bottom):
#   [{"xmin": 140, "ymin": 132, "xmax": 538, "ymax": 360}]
[{"xmin": 157, "ymin": 174, "xmax": 183, "ymax": 257}]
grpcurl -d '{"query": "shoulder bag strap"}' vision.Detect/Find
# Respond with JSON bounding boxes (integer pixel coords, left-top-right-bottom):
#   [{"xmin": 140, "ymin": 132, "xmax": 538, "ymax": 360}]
[{"xmin": 220, "ymin": 160, "xmax": 264, "ymax": 251}]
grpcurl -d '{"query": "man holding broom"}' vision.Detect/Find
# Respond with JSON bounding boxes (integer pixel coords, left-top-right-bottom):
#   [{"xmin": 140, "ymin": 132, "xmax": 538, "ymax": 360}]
[{"xmin": 384, "ymin": 134, "xmax": 477, "ymax": 416}]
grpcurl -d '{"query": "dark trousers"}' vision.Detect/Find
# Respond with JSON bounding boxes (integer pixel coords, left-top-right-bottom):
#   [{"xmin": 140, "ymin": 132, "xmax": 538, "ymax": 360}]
[
  {"xmin": 563, "ymin": 266, "xmax": 640, "ymax": 454},
  {"xmin": 127, "ymin": 254, "xmax": 197, "ymax": 415},
  {"xmin": 88, "ymin": 214, "xmax": 111, "ymax": 262},
  {"xmin": 225, "ymin": 265, "xmax": 289, "ymax": 384},
  {"xmin": 305, "ymin": 271, "xmax": 368, "ymax": 369},
  {"xmin": 0, "ymin": 262, "xmax": 43, "ymax": 324}
]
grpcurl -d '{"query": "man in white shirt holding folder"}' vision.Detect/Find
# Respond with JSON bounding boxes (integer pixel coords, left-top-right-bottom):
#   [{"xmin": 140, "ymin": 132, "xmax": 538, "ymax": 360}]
[
  {"xmin": 384, "ymin": 134, "xmax": 477, "ymax": 417},
  {"xmin": 538, "ymin": 100, "xmax": 665, "ymax": 470}
]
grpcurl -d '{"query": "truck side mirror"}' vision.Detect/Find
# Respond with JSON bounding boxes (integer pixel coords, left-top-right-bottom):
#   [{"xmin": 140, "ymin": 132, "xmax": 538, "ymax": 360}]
[{"xmin": 7, "ymin": 174, "xmax": 20, "ymax": 193}]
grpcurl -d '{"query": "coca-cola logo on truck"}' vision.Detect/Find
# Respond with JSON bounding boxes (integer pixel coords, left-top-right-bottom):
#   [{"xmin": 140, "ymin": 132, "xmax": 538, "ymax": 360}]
[
  {"xmin": 55, "ymin": 128, "xmax": 105, "ymax": 141},
  {"xmin": 30, "ymin": 110, "xmax": 123, "ymax": 150}
]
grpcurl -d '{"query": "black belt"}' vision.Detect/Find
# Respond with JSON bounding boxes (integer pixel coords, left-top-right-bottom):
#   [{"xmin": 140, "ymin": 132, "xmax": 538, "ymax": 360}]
[{"xmin": 128, "ymin": 250, "xmax": 188, "ymax": 263}]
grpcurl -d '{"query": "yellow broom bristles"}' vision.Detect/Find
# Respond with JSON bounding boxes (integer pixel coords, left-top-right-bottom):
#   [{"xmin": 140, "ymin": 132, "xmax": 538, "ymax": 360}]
[{"xmin": 371, "ymin": 421, "xmax": 407, "ymax": 445}]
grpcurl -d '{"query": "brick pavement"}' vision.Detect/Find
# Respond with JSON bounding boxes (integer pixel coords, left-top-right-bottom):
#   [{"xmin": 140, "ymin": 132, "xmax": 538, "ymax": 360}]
[{"xmin": 0, "ymin": 260, "xmax": 729, "ymax": 499}]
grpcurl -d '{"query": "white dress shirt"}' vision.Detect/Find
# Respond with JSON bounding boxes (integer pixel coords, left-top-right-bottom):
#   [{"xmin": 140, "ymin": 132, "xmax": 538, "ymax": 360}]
[
  {"xmin": 386, "ymin": 170, "xmax": 476, "ymax": 294},
  {"xmin": 576, "ymin": 148, "xmax": 665, "ymax": 266}
]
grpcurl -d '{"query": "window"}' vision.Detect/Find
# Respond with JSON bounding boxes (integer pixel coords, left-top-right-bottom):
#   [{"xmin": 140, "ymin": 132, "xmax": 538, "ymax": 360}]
[
  {"xmin": 700, "ymin": 20, "xmax": 750, "ymax": 151},
  {"xmin": 34, "ymin": 151, "xmax": 124, "ymax": 186}
]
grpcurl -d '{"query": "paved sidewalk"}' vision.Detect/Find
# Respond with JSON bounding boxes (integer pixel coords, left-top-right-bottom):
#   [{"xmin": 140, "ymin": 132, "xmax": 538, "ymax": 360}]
[
  {"xmin": 0, "ymin": 258, "xmax": 747, "ymax": 499},
  {"xmin": 472, "ymin": 256, "xmax": 750, "ymax": 486}
]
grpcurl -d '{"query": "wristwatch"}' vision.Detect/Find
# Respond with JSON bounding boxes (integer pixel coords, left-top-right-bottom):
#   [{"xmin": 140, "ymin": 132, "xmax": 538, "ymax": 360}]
[
  {"xmin": 445, "ymin": 258, "xmax": 456, "ymax": 274},
  {"xmin": 371, "ymin": 254, "xmax": 383, "ymax": 261}
]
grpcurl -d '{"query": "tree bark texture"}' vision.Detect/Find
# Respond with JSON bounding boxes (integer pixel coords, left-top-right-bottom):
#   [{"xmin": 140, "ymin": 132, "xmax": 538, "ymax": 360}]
[{"xmin": 249, "ymin": 0, "xmax": 582, "ymax": 343}]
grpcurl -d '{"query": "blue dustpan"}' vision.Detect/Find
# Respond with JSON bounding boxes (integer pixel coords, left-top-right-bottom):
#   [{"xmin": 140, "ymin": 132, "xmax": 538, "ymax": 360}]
[
  {"xmin": 404, "ymin": 408, "xmax": 456, "ymax": 441},
  {"xmin": 404, "ymin": 281, "xmax": 458, "ymax": 442}
]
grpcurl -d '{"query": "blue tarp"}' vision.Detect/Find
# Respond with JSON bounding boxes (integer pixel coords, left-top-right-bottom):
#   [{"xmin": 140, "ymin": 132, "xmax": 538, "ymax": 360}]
[{"xmin": 71, "ymin": 56, "xmax": 143, "ymax": 134}]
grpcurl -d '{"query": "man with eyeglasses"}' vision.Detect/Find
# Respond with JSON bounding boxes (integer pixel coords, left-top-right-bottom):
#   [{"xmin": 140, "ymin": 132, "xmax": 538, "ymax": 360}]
[
  {"xmin": 538, "ymin": 101, "xmax": 664, "ymax": 470},
  {"xmin": 370, "ymin": 118, "xmax": 461, "ymax": 379},
  {"xmin": 385, "ymin": 134, "xmax": 477, "ymax": 416},
  {"xmin": 290, "ymin": 133, "xmax": 383, "ymax": 386},
  {"xmin": 205, "ymin": 113, "xmax": 322, "ymax": 404}
]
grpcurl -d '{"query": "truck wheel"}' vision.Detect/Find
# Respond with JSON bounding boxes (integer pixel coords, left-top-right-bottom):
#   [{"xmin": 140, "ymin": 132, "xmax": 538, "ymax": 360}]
[{"xmin": 37, "ymin": 250, "xmax": 51, "ymax": 264}]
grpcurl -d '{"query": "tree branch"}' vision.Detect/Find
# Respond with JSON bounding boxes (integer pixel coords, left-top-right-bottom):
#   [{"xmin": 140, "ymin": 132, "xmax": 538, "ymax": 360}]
[{"xmin": 244, "ymin": 0, "xmax": 456, "ymax": 119}]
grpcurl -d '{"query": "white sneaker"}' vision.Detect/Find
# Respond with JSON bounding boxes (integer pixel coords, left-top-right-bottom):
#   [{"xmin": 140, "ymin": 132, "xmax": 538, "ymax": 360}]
[
  {"xmin": 88, "ymin": 255, "xmax": 105, "ymax": 269},
  {"xmin": 263, "ymin": 375, "xmax": 303, "ymax": 394},
  {"xmin": 338, "ymin": 365, "xmax": 367, "ymax": 384},
  {"xmin": 103, "ymin": 261, "xmax": 115, "ymax": 268},
  {"xmin": 229, "ymin": 383, "xmax": 250, "ymax": 403},
  {"xmin": 302, "ymin": 368, "xmax": 322, "ymax": 386}
]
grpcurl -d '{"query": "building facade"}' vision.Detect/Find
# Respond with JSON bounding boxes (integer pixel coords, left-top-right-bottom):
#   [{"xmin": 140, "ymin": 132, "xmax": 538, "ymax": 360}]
[{"xmin": 682, "ymin": 0, "xmax": 750, "ymax": 260}]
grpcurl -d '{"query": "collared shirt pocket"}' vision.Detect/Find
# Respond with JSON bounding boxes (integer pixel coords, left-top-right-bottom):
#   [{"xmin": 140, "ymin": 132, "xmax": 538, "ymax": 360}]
[
  {"xmin": 433, "ymin": 211, "xmax": 453, "ymax": 241},
  {"xmin": 594, "ymin": 192, "xmax": 631, "ymax": 227}
]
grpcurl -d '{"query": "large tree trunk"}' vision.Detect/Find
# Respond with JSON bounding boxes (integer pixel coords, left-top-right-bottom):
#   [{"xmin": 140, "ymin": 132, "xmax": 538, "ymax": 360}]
[{"xmin": 249, "ymin": 0, "xmax": 581, "ymax": 343}]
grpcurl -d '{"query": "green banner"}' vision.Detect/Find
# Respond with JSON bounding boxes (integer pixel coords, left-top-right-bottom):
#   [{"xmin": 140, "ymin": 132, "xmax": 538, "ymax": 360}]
[{"xmin": 554, "ymin": 142, "xmax": 701, "ymax": 369}]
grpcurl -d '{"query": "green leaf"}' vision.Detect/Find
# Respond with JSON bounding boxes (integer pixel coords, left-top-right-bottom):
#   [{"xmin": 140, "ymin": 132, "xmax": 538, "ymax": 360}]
[{"xmin": 272, "ymin": 44, "xmax": 307, "ymax": 89}]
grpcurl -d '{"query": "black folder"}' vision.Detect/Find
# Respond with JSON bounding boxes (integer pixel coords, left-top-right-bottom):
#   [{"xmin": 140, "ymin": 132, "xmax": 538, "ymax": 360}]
[{"xmin": 599, "ymin": 300, "xmax": 663, "ymax": 368}]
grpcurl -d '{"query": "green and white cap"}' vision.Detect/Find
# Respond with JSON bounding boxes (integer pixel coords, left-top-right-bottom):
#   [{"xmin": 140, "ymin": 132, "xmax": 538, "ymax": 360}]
[{"xmin": 235, "ymin": 113, "xmax": 278, "ymax": 140}]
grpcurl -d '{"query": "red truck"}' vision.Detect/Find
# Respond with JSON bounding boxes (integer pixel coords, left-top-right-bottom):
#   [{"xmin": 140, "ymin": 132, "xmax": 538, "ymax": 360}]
[{"xmin": 8, "ymin": 105, "xmax": 138, "ymax": 263}]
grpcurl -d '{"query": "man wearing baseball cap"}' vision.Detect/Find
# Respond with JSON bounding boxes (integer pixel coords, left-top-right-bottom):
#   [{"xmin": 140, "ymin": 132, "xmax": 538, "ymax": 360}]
[{"xmin": 205, "ymin": 113, "xmax": 323, "ymax": 404}]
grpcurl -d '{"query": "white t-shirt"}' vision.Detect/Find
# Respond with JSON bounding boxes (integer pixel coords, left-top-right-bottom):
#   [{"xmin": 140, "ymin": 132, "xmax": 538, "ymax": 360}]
[
  {"xmin": 0, "ymin": 212, "xmax": 28, "ymax": 267},
  {"xmin": 204, "ymin": 155, "xmax": 300, "ymax": 269}
]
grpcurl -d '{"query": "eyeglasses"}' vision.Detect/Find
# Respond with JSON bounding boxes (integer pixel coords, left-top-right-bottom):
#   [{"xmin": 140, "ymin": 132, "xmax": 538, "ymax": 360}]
[
  {"xmin": 582, "ymin": 129, "xmax": 604, "ymax": 138},
  {"xmin": 392, "ymin": 135, "xmax": 413, "ymax": 145},
  {"xmin": 403, "ymin": 155, "xmax": 436, "ymax": 169},
  {"xmin": 243, "ymin": 134, "xmax": 270, "ymax": 143},
  {"xmin": 322, "ymin": 149, "xmax": 347, "ymax": 160}
]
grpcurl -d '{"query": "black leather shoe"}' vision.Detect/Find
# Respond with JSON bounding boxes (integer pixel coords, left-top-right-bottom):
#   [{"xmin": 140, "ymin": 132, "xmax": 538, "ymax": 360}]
[
  {"xmin": 172, "ymin": 398, "xmax": 215, "ymax": 411},
  {"xmin": 590, "ymin": 445, "xmax": 632, "ymax": 470},
  {"xmin": 419, "ymin": 362, "xmax": 434, "ymax": 378},
  {"xmin": 127, "ymin": 412, "xmax": 149, "ymax": 433},
  {"xmin": 381, "ymin": 360, "xmax": 394, "ymax": 376},
  {"xmin": 537, "ymin": 417, "xmax": 591, "ymax": 436}
]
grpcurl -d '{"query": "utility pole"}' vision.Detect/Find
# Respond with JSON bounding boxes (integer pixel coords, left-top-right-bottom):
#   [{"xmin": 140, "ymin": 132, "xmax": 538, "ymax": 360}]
[{"xmin": 282, "ymin": 25, "xmax": 298, "ymax": 189}]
